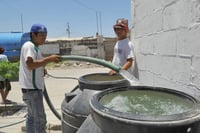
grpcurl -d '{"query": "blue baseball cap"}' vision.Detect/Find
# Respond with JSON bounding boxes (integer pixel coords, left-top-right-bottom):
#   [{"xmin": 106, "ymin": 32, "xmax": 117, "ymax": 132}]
[{"xmin": 30, "ymin": 24, "xmax": 47, "ymax": 33}]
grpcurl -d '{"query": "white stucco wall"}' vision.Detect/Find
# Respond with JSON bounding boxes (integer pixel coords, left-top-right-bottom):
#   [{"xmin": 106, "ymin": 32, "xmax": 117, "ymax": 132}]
[{"xmin": 131, "ymin": 0, "xmax": 200, "ymax": 98}]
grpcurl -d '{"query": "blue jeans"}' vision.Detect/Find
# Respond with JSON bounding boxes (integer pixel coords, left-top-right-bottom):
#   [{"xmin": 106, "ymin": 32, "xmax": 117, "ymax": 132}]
[{"xmin": 22, "ymin": 90, "xmax": 47, "ymax": 133}]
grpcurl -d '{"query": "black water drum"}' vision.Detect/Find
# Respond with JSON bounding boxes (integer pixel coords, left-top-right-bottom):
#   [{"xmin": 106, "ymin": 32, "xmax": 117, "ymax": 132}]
[
  {"xmin": 89, "ymin": 86, "xmax": 200, "ymax": 133},
  {"xmin": 61, "ymin": 73, "xmax": 130, "ymax": 133},
  {"xmin": 78, "ymin": 72, "xmax": 130, "ymax": 90}
]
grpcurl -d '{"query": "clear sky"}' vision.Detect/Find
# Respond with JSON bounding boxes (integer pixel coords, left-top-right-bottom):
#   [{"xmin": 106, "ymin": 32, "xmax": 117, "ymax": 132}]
[{"xmin": 0, "ymin": 0, "xmax": 131, "ymax": 38}]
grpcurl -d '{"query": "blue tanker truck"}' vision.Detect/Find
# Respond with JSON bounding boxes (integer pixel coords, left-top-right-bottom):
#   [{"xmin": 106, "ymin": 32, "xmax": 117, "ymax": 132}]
[{"xmin": 0, "ymin": 32, "xmax": 30, "ymax": 62}]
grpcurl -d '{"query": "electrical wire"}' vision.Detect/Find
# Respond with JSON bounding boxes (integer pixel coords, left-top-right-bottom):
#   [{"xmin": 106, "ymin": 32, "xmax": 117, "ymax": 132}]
[
  {"xmin": 71, "ymin": 0, "xmax": 102, "ymax": 34},
  {"xmin": 72, "ymin": 0, "xmax": 97, "ymax": 12}
]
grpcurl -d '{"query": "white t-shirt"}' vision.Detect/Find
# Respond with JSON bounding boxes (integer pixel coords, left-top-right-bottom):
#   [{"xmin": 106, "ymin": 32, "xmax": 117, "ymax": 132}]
[
  {"xmin": 112, "ymin": 38, "xmax": 134, "ymax": 73},
  {"xmin": 19, "ymin": 41, "xmax": 45, "ymax": 90},
  {"xmin": 0, "ymin": 54, "xmax": 8, "ymax": 62},
  {"xmin": 0, "ymin": 54, "xmax": 8, "ymax": 80}
]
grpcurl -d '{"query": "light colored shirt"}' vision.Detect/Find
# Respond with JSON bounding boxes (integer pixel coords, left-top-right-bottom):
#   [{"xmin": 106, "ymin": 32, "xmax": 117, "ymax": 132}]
[
  {"xmin": 19, "ymin": 41, "xmax": 45, "ymax": 90},
  {"xmin": 112, "ymin": 38, "xmax": 134, "ymax": 73},
  {"xmin": 0, "ymin": 54, "xmax": 9, "ymax": 80},
  {"xmin": 0, "ymin": 54, "xmax": 8, "ymax": 62}
]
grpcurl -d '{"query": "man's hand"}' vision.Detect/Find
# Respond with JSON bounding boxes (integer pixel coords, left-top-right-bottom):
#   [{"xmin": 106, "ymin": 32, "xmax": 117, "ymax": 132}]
[{"xmin": 109, "ymin": 70, "xmax": 117, "ymax": 75}]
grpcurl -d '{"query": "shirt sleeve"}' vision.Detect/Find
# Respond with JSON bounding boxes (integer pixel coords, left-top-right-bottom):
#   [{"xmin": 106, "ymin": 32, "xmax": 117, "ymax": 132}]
[
  {"xmin": 125, "ymin": 41, "xmax": 134, "ymax": 59},
  {"xmin": 23, "ymin": 43, "xmax": 36, "ymax": 62}
]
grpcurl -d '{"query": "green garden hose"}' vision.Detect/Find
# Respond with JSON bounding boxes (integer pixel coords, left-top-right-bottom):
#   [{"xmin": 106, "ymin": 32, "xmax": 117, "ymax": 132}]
[
  {"xmin": 44, "ymin": 55, "xmax": 122, "ymax": 121},
  {"xmin": 61, "ymin": 55, "xmax": 121, "ymax": 72}
]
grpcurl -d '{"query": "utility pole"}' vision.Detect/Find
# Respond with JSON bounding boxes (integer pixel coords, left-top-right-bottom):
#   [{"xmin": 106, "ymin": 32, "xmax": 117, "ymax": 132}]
[
  {"xmin": 21, "ymin": 14, "xmax": 24, "ymax": 32},
  {"xmin": 66, "ymin": 22, "xmax": 70, "ymax": 38},
  {"xmin": 96, "ymin": 11, "xmax": 99, "ymax": 35},
  {"xmin": 96, "ymin": 11, "xmax": 102, "ymax": 36},
  {"xmin": 99, "ymin": 11, "xmax": 102, "ymax": 35}
]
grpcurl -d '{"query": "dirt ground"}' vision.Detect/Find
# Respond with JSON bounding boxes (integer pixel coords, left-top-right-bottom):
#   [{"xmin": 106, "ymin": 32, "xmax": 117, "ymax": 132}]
[{"xmin": 0, "ymin": 67, "xmax": 109, "ymax": 133}]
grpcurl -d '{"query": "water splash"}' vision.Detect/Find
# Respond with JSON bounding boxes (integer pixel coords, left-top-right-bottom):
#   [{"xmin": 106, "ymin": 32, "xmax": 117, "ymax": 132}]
[{"xmin": 119, "ymin": 69, "xmax": 140, "ymax": 85}]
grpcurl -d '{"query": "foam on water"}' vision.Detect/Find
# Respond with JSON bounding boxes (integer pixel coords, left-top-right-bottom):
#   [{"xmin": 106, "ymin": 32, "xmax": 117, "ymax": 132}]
[{"xmin": 100, "ymin": 90, "xmax": 194, "ymax": 115}]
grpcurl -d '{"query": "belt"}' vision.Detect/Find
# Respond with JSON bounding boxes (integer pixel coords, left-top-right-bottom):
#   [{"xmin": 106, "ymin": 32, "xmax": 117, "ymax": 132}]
[{"xmin": 22, "ymin": 88, "xmax": 41, "ymax": 93}]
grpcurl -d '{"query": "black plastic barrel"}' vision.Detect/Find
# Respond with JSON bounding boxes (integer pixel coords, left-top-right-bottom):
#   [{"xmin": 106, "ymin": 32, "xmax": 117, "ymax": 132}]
[
  {"xmin": 61, "ymin": 73, "xmax": 130, "ymax": 133},
  {"xmin": 78, "ymin": 86, "xmax": 200, "ymax": 133}
]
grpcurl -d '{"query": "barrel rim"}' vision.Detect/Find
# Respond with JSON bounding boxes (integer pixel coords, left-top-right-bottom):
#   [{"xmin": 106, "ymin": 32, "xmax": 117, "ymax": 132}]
[
  {"xmin": 90, "ymin": 86, "xmax": 200, "ymax": 125},
  {"xmin": 78, "ymin": 73, "xmax": 126, "ymax": 83},
  {"xmin": 78, "ymin": 73, "xmax": 130, "ymax": 90}
]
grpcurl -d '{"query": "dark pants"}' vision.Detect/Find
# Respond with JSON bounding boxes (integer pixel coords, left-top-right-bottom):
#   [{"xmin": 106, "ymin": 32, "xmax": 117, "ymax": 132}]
[{"xmin": 0, "ymin": 79, "xmax": 11, "ymax": 91}]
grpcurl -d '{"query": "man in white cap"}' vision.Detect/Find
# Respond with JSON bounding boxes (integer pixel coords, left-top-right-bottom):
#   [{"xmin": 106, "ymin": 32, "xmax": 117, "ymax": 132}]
[
  {"xmin": 109, "ymin": 18, "xmax": 135, "ymax": 75},
  {"xmin": 19, "ymin": 24, "xmax": 60, "ymax": 133}
]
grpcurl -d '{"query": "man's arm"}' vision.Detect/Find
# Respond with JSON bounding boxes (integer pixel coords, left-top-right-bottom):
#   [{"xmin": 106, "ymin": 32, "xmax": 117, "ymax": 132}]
[
  {"xmin": 26, "ymin": 55, "xmax": 60, "ymax": 70},
  {"xmin": 121, "ymin": 58, "xmax": 133, "ymax": 70}
]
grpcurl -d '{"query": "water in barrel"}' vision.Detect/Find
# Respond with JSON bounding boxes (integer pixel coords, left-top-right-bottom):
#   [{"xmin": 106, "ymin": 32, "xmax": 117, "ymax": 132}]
[
  {"xmin": 100, "ymin": 89, "xmax": 194, "ymax": 115},
  {"xmin": 83, "ymin": 74, "xmax": 123, "ymax": 81}
]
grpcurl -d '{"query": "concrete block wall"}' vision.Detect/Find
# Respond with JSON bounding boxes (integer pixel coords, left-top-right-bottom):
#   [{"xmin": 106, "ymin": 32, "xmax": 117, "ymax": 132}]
[{"xmin": 131, "ymin": 0, "xmax": 200, "ymax": 98}]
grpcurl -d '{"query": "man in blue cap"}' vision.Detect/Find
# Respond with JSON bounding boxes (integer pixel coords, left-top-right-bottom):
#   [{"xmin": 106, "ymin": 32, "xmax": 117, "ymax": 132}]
[{"xmin": 19, "ymin": 24, "xmax": 60, "ymax": 133}]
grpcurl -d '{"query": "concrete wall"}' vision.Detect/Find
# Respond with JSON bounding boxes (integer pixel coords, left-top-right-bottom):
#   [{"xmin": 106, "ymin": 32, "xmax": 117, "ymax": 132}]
[
  {"xmin": 131, "ymin": 0, "xmax": 200, "ymax": 98},
  {"xmin": 45, "ymin": 37, "xmax": 116, "ymax": 60},
  {"xmin": 104, "ymin": 38, "xmax": 117, "ymax": 61},
  {"xmin": 40, "ymin": 43, "xmax": 60, "ymax": 55},
  {"xmin": 71, "ymin": 45, "xmax": 90, "ymax": 56}
]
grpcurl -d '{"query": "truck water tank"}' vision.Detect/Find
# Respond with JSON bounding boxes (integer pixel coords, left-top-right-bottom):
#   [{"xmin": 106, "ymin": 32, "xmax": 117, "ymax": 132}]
[{"xmin": 0, "ymin": 32, "xmax": 30, "ymax": 61}]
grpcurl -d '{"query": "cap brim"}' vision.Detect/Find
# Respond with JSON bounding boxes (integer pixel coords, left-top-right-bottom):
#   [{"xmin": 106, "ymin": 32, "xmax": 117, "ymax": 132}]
[{"xmin": 113, "ymin": 25, "xmax": 123, "ymax": 29}]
